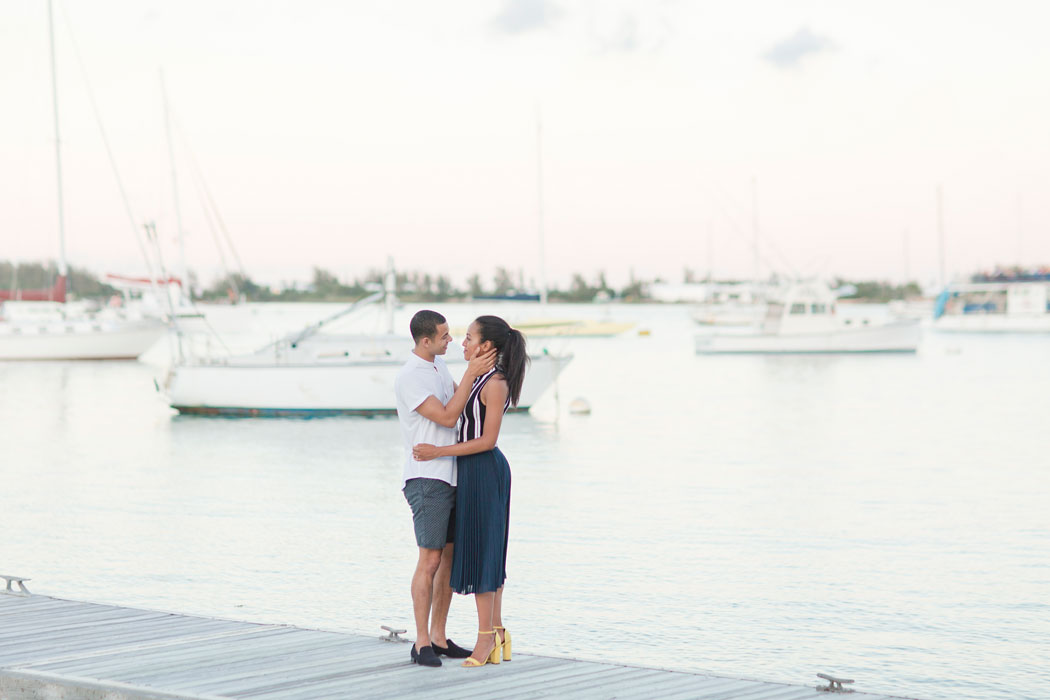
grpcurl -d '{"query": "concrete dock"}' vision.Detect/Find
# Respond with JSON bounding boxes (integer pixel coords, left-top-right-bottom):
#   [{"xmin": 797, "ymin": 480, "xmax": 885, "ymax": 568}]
[{"xmin": 0, "ymin": 591, "xmax": 912, "ymax": 699}]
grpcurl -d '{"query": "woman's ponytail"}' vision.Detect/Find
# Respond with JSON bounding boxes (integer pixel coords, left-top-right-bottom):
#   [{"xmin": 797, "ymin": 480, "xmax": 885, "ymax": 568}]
[
  {"xmin": 474, "ymin": 315, "xmax": 530, "ymax": 407},
  {"xmin": 501, "ymin": 328, "xmax": 528, "ymax": 407}
]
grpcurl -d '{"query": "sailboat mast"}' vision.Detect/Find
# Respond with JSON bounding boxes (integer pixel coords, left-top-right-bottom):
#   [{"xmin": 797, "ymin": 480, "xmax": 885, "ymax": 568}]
[
  {"xmin": 937, "ymin": 184, "xmax": 946, "ymax": 287},
  {"xmin": 161, "ymin": 69, "xmax": 189, "ymax": 296},
  {"xmin": 536, "ymin": 106, "xmax": 548, "ymax": 305},
  {"xmin": 47, "ymin": 0, "xmax": 68, "ymax": 283},
  {"xmin": 750, "ymin": 177, "xmax": 759, "ymax": 287}
]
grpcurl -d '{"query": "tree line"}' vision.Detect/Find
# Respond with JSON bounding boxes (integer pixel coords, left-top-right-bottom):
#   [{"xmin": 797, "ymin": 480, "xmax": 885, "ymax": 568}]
[
  {"xmin": 1, "ymin": 260, "xmax": 925, "ymax": 304},
  {"xmin": 0, "ymin": 261, "xmax": 117, "ymax": 297},
  {"xmin": 198, "ymin": 266, "xmax": 629, "ymax": 303}
]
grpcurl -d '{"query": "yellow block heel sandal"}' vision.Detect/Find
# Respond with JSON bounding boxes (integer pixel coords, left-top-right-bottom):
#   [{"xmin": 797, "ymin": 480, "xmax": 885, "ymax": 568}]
[
  {"xmin": 494, "ymin": 626, "xmax": 511, "ymax": 661},
  {"xmin": 462, "ymin": 631, "xmax": 501, "ymax": 668}
]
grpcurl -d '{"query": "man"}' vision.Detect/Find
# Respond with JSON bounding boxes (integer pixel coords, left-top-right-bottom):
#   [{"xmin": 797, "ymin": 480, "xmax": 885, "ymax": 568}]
[{"xmin": 395, "ymin": 309, "xmax": 496, "ymax": 667}]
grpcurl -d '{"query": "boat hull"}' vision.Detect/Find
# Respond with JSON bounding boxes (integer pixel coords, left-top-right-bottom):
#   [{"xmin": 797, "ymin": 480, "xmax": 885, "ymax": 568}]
[
  {"xmin": 695, "ymin": 322, "xmax": 921, "ymax": 354},
  {"xmin": 0, "ymin": 319, "xmax": 167, "ymax": 360},
  {"xmin": 167, "ymin": 353, "xmax": 572, "ymax": 416}
]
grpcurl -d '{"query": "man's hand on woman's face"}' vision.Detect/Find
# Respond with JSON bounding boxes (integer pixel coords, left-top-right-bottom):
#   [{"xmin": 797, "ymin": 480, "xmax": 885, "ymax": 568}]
[{"xmin": 466, "ymin": 348, "xmax": 497, "ymax": 377}]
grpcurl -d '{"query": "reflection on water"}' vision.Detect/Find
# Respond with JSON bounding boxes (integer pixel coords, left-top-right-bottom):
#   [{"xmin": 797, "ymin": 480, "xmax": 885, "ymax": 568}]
[{"xmin": 2, "ymin": 303, "xmax": 1048, "ymax": 700}]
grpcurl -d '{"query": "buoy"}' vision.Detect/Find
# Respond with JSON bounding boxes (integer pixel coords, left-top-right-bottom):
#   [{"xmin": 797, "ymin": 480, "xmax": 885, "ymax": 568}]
[{"xmin": 568, "ymin": 398, "xmax": 591, "ymax": 415}]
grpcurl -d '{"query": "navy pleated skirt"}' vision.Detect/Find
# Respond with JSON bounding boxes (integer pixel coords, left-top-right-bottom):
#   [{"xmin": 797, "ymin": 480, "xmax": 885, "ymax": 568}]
[{"xmin": 450, "ymin": 447, "xmax": 511, "ymax": 596}]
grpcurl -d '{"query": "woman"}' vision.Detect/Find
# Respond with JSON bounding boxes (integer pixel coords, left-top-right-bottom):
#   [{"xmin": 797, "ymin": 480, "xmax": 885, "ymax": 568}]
[{"xmin": 413, "ymin": 315, "xmax": 527, "ymax": 668}]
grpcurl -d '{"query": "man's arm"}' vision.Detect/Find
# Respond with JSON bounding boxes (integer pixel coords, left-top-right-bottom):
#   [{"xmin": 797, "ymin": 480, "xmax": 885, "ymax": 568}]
[
  {"xmin": 415, "ymin": 378, "xmax": 507, "ymax": 457},
  {"xmin": 415, "ymin": 349, "xmax": 496, "ymax": 428}
]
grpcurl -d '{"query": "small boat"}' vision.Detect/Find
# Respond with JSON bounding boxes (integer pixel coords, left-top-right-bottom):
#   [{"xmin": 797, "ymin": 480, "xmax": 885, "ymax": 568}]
[
  {"xmin": 511, "ymin": 318, "xmax": 634, "ymax": 338},
  {"xmin": 105, "ymin": 273, "xmax": 206, "ymax": 328},
  {"xmin": 165, "ymin": 276, "xmax": 573, "ymax": 417},
  {"xmin": 695, "ymin": 281, "xmax": 920, "ymax": 354},
  {"xmin": 690, "ymin": 304, "xmax": 766, "ymax": 328},
  {"xmin": 933, "ymin": 273, "xmax": 1050, "ymax": 333},
  {"xmin": 471, "ymin": 291, "xmax": 542, "ymax": 302},
  {"xmin": 688, "ymin": 282, "xmax": 774, "ymax": 327}
]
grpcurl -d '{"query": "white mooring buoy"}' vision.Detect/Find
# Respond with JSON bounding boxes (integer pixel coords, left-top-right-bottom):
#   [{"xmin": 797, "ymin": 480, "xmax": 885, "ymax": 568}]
[{"xmin": 568, "ymin": 398, "xmax": 591, "ymax": 415}]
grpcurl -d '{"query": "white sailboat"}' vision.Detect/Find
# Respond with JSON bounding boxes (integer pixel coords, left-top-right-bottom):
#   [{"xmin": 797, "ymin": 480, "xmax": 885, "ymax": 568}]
[
  {"xmin": 500, "ymin": 108, "xmax": 631, "ymax": 338},
  {"xmin": 0, "ymin": 303, "xmax": 167, "ymax": 361},
  {"xmin": 695, "ymin": 281, "xmax": 920, "ymax": 354},
  {"xmin": 0, "ymin": 1, "xmax": 165, "ymax": 361},
  {"xmin": 164, "ymin": 267, "xmax": 573, "ymax": 416}
]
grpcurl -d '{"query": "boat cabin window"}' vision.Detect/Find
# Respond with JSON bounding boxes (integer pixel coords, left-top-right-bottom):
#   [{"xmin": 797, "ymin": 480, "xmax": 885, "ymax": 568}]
[
  {"xmin": 810, "ymin": 303, "xmax": 827, "ymax": 314},
  {"xmin": 789, "ymin": 303, "xmax": 807, "ymax": 314}
]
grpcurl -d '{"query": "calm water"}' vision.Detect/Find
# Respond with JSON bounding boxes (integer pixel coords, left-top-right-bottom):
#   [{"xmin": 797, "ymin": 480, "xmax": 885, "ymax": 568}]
[{"xmin": 2, "ymin": 303, "xmax": 1047, "ymax": 700}]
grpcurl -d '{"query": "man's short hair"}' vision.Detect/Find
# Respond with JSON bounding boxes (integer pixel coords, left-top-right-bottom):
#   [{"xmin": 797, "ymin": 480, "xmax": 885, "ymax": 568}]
[{"xmin": 410, "ymin": 310, "xmax": 446, "ymax": 343}]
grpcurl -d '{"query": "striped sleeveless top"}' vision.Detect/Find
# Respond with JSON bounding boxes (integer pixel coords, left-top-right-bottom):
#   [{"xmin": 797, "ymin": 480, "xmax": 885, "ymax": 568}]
[{"xmin": 458, "ymin": 367, "xmax": 511, "ymax": 442}]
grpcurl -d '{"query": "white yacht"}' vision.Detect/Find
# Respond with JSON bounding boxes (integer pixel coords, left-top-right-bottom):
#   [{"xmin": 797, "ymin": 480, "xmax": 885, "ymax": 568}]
[
  {"xmin": 695, "ymin": 281, "xmax": 921, "ymax": 354},
  {"xmin": 164, "ymin": 273, "xmax": 573, "ymax": 417},
  {"xmin": 933, "ymin": 275, "xmax": 1050, "ymax": 333}
]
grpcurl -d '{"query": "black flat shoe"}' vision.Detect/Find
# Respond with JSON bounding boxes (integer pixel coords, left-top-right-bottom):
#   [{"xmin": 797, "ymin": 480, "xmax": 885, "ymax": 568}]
[
  {"xmin": 433, "ymin": 638, "xmax": 472, "ymax": 659},
  {"xmin": 411, "ymin": 644, "xmax": 442, "ymax": 667}
]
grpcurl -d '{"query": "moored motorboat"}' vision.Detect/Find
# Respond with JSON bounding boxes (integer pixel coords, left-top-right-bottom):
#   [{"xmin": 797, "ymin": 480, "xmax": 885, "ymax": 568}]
[
  {"xmin": 933, "ymin": 272, "xmax": 1050, "ymax": 333},
  {"xmin": 695, "ymin": 281, "xmax": 921, "ymax": 354}
]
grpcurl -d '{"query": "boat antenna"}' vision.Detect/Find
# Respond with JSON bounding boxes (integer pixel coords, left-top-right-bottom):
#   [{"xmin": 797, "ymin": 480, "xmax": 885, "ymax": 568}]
[
  {"xmin": 178, "ymin": 123, "xmax": 248, "ymax": 297},
  {"xmin": 145, "ymin": 221, "xmax": 183, "ymax": 362},
  {"xmin": 937, "ymin": 184, "xmax": 946, "ymax": 286},
  {"xmin": 385, "ymin": 257, "xmax": 396, "ymax": 335},
  {"xmin": 47, "ymin": 0, "xmax": 68, "ymax": 295},
  {"xmin": 536, "ymin": 104, "xmax": 548, "ymax": 305},
  {"xmin": 751, "ymin": 176, "xmax": 760, "ymax": 285},
  {"xmin": 160, "ymin": 68, "xmax": 191, "ymax": 301},
  {"xmin": 1015, "ymin": 191, "xmax": 1023, "ymax": 266}
]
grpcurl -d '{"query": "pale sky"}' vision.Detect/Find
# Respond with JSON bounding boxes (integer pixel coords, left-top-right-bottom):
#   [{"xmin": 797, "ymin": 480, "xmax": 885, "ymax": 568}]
[{"xmin": 2, "ymin": 0, "xmax": 1049, "ymax": 290}]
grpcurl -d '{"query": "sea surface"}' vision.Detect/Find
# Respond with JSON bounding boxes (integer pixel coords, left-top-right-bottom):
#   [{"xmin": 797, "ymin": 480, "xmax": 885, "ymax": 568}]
[{"xmin": 1, "ymin": 302, "xmax": 1047, "ymax": 700}]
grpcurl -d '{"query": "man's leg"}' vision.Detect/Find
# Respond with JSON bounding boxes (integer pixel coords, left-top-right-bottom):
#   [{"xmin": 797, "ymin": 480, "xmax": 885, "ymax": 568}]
[
  {"xmin": 411, "ymin": 547, "xmax": 442, "ymax": 652},
  {"xmin": 429, "ymin": 542, "xmax": 454, "ymax": 646}
]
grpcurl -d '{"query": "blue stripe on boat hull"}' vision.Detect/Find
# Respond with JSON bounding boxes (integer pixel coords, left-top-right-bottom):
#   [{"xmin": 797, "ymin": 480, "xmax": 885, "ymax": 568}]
[{"xmin": 173, "ymin": 405, "xmax": 531, "ymax": 418}]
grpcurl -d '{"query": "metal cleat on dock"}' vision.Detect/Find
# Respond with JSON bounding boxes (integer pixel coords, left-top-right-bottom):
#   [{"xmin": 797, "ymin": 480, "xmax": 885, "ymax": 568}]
[
  {"xmin": 1, "ymin": 574, "xmax": 31, "ymax": 596},
  {"xmin": 380, "ymin": 625, "xmax": 407, "ymax": 642},
  {"xmin": 817, "ymin": 673, "xmax": 855, "ymax": 693}
]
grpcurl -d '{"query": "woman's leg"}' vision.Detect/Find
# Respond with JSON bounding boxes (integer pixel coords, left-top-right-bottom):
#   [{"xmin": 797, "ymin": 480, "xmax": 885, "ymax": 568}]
[
  {"xmin": 468, "ymin": 591, "xmax": 496, "ymax": 663},
  {"xmin": 492, "ymin": 587, "xmax": 504, "ymax": 641}
]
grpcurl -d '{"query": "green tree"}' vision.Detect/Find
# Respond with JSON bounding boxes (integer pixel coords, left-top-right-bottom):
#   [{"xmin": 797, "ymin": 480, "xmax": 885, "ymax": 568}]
[
  {"xmin": 435, "ymin": 275, "xmax": 454, "ymax": 299},
  {"xmin": 493, "ymin": 267, "xmax": 514, "ymax": 295},
  {"xmin": 311, "ymin": 267, "xmax": 348, "ymax": 298}
]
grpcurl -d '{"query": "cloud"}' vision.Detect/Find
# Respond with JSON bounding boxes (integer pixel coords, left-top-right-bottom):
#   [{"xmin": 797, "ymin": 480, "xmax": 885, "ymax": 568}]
[
  {"xmin": 587, "ymin": 5, "xmax": 673, "ymax": 55},
  {"xmin": 490, "ymin": 0, "xmax": 563, "ymax": 35},
  {"xmin": 763, "ymin": 26, "xmax": 836, "ymax": 68},
  {"xmin": 597, "ymin": 14, "xmax": 640, "ymax": 53}
]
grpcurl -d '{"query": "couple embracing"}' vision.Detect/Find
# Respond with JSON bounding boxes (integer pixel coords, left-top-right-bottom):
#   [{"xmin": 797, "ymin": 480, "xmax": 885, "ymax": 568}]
[{"xmin": 394, "ymin": 310, "xmax": 527, "ymax": 668}]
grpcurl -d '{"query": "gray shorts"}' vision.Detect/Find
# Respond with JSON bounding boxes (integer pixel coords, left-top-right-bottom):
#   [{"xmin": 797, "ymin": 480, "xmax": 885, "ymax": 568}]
[{"xmin": 403, "ymin": 478, "xmax": 456, "ymax": 550}]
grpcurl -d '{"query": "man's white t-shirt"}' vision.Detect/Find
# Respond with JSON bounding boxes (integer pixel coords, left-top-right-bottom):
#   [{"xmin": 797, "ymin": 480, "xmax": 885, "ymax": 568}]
[{"xmin": 395, "ymin": 352, "xmax": 458, "ymax": 488}]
